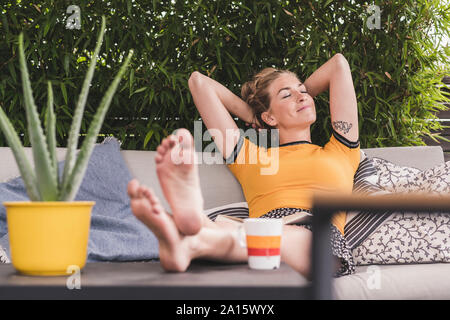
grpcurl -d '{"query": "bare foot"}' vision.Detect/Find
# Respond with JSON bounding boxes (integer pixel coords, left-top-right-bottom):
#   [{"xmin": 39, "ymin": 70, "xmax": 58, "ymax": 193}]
[
  {"xmin": 128, "ymin": 179, "xmax": 194, "ymax": 272},
  {"xmin": 155, "ymin": 129, "xmax": 204, "ymax": 235}
]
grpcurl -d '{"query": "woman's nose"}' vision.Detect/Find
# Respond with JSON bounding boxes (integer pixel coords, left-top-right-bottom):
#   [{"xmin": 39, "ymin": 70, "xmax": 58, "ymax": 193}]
[{"xmin": 295, "ymin": 90, "xmax": 306, "ymax": 101}]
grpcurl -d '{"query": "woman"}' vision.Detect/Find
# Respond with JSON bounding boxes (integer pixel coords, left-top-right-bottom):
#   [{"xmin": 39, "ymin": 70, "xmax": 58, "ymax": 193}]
[{"xmin": 128, "ymin": 53, "xmax": 359, "ymax": 278}]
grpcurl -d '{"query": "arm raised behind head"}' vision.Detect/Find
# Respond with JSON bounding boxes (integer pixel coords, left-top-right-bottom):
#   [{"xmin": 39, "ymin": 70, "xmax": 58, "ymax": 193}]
[
  {"xmin": 188, "ymin": 72, "xmax": 253, "ymax": 159},
  {"xmin": 302, "ymin": 54, "xmax": 359, "ymax": 143}
]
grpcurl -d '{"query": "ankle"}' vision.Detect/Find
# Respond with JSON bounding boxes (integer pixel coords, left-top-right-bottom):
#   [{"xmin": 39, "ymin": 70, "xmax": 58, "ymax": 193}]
[
  {"xmin": 192, "ymin": 228, "xmax": 236, "ymax": 261},
  {"xmin": 186, "ymin": 234, "xmax": 204, "ymax": 260}
]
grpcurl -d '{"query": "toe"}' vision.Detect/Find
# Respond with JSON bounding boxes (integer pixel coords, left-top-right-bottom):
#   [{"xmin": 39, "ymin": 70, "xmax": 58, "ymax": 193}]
[
  {"xmin": 143, "ymin": 187, "xmax": 159, "ymax": 206},
  {"xmin": 175, "ymin": 128, "xmax": 193, "ymax": 148},
  {"xmin": 156, "ymin": 144, "xmax": 166, "ymax": 155},
  {"xmin": 127, "ymin": 179, "xmax": 140, "ymax": 198},
  {"xmin": 137, "ymin": 185, "xmax": 145, "ymax": 198},
  {"xmin": 152, "ymin": 203, "xmax": 164, "ymax": 215},
  {"xmin": 162, "ymin": 136, "xmax": 174, "ymax": 149}
]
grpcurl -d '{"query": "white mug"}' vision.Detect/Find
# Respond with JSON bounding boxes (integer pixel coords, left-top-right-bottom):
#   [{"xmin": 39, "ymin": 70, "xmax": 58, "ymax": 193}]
[{"xmin": 237, "ymin": 218, "xmax": 283, "ymax": 270}]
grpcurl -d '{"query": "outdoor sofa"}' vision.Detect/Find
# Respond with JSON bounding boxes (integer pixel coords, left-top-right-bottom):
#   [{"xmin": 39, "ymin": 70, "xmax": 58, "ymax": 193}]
[{"xmin": 0, "ymin": 143, "xmax": 449, "ymax": 300}]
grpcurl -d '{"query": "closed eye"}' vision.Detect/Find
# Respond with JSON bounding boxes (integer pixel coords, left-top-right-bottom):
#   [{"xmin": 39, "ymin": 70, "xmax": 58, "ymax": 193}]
[
  {"xmin": 280, "ymin": 83, "xmax": 307, "ymax": 99},
  {"xmin": 283, "ymin": 90, "xmax": 307, "ymax": 99}
]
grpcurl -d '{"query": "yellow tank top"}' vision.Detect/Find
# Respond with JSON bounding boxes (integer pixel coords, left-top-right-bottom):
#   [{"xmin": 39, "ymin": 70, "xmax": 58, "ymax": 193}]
[{"xmin": 227, "ymin": 131, "xmax": 360, "ymax": 235}]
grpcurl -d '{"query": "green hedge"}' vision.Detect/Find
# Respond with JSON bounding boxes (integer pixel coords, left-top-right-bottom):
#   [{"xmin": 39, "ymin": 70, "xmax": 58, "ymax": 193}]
[{"xmin": 0, "ymin": 0, "xmax": 449, "ymax": 150}]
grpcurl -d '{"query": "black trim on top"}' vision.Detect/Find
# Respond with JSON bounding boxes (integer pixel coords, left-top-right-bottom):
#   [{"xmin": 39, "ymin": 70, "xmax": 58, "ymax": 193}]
[
  {"xmin": 224, "ymin": 133, "xmax": 245, "ymax": 164},
  {"xmin": 279, "ymin": 140, "xmax": 312, "ymax": 147},
  {"xmin": 224, "ymin": 129, "xmax": 359, "ymax": 164},
  {"xmin": 332, "ymin": 129, "xmax": 360, "ymax": 149}
]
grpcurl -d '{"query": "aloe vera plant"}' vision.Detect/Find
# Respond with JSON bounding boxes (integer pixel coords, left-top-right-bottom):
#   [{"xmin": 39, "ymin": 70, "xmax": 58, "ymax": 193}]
[{"xmin": 0, "ymin": 16, "xmax": 133, "ymax": 201}]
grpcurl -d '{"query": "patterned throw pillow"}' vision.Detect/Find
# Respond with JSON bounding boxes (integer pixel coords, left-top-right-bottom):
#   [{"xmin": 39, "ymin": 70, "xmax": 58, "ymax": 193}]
[
  {"xmin": 353, "ymin": 212, "xmax": 450, "ymax": 265},
  {"xmin": 344, "ymin": 151, "xmax": 392, "ymax": 249},
  {"xmin": 352, "ymin": 158, "xmax": 450, "ymax": 265},
  {"xmin": 373, "ymin": 158, "xmax": 450, "ymax": 194}
]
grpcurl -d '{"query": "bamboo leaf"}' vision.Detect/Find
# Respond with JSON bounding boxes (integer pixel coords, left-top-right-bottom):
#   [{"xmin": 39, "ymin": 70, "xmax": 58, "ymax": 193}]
[
  {"xmin": 44, "ymin": 20, "xmax": 51, "ymax": 37},
  {"xmin": 255, "ymin": 16, "xmax": 262, "ymax": 34},
  {"xmin": 1, "ymin": 14, "xmax": 9, "ymax": 34},
  {"xmin": 222, "ymin": 25, "xmax": 237, "ymax": 41},
  {"xmin": 129, "ymin": 68, "xmax": 135, "ymax": 95},
  {"xmin": 60, "ymin": 82, "xmax": 68, "ymax": 105},
  {"xmin": 143, "ymin": 129, "xmax": 153, "ymax": 148},
  {"xmin": 8, "ymin": 63, "xmax": 16, "ymax": 83},
  {"xmin": 18, "ymin": 33, "xmax": 58, "ymax": 201},
  {"xmin": 149, "ymin": 88, "xmax": 155, "ymax": 104},
  {"xmin": 216, "ymin": 45, "xmax": 222, "ymax": 69},
  {"xmin": 64, "ymin": 55, "xmax": 70, "ymax": 77},
  {"xmin": 133, "ymin": 87, "xmax": 147, "ymax": 95},
  {"xmin": 60, "ymin": 50, "xmax": 133, "ymax": 201},
  {"xmin": 231, "ymin": 64, "xmax": 241, "ymax": 81}
]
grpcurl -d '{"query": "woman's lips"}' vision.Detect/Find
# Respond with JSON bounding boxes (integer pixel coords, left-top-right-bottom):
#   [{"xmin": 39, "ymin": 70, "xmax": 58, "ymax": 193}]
[{"xmin": 297, "ymin": 105, "xmax": 310, "ymax": 112}]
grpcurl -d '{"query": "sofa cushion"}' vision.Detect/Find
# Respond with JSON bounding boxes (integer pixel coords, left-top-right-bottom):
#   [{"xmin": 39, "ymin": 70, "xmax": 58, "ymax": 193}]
[
  {"xmin": 362, "ymin": 146, "xmax": 444, "ymax": 170},
  {"xmin": 334, "ymin": 264, "xmax": 450, "ymax": 299},
  {"xmin": 0, "ymin": 138, "xmax": 159, "ymax": 263},
  {"xmin": 121, "ymin": 151, "xmax": 247, "ymax": 212}
]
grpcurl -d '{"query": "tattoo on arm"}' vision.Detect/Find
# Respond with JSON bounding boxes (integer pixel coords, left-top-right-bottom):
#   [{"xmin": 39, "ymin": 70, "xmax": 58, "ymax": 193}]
[{"xmin": 332, "ymin": 121, "xmax": 353, "ymax": 135}]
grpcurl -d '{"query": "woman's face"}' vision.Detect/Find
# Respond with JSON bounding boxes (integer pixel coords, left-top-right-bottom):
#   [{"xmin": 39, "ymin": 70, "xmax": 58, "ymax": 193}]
[{"xmin": 263, "ymin": 73, "xmax": 316, "ymax": 130}]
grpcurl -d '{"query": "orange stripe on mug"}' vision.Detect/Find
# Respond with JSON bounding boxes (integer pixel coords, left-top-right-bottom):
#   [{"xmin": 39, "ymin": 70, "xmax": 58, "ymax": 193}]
[
  {"xmin": 247, "ymin": 248, "xmax": 280, "ymax": 256},
  {"xmin": 246, "ymin": 235, "xmax": 281, "ymax": 249}
]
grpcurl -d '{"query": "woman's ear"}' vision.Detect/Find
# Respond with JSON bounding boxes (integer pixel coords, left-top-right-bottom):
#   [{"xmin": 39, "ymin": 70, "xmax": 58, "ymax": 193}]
[{"xmin": 261, "ymin": 111, "xmax": 277, "ymax": 127}]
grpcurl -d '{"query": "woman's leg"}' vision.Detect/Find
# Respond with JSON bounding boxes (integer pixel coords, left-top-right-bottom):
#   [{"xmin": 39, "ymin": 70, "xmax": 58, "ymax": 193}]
[
  {"xmin": 211, "ymin": 218, "xmax": 313, "ymax": 277},
  {"xmin": 128, "ymin": 128, "xmax": 313, "ymax": 277},
  {"xmin": 129, "ymin": 180, "xmax": 313, "ymax": 276},
  {"xmin": 128, "ymin": 179, "xmax": 247, "ymax": 271}
]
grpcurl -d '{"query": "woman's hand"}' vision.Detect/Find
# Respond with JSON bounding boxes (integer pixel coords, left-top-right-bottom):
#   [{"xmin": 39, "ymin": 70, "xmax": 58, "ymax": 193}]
[{"xmin": 245, "ymin": 115, "xmax": 262, "ymax": 131}]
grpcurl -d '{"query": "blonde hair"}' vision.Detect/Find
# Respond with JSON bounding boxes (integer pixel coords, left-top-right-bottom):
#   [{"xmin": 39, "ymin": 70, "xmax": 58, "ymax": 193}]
[{"xmin": 241, "ymin": 68, "xmax": 299, "ymax": 130}]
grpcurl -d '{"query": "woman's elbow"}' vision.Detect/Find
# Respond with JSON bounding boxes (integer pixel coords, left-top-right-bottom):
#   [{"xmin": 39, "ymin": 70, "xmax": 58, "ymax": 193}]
[
  {"xmin": 333, "ymin": 53, "xmax": 350, "ymax": 72},
  {"xmin": 333, "ymin": 53, "xmax": 347, "ymax": 62},
  {"xmin": 188, "ymin": 71, "xmax": 203, "ymax": 90}
]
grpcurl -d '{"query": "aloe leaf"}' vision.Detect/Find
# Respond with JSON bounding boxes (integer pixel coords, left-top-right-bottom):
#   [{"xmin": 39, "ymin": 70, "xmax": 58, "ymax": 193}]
[
  {"xmin": 18, "ymin": 33, "xmax": 58, "ymax": 201},
  {"xmin": 61, "ymin": 16, "xmax": 106, "ymax": 193},
  {"xmin": 59, "ymin": 50, "xmax": 134, "ymax": 201},
  {"xmin": 0, "ymin": 107, "xmax": 41, "ymax": 201},
  {"xmin": 46, "ymin": 81, "xmax": 58, "ymax": 186}
]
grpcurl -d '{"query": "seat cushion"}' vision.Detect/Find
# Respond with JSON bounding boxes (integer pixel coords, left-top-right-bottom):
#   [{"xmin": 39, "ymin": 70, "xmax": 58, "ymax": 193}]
[{"xmin": 333, "ymin": 263, "xmax": 450, "ymax": 299}]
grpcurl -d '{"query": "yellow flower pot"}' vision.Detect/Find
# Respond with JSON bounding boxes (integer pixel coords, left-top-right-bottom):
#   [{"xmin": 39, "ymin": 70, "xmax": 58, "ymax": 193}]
[{"xmin": 4, "ymin": 201, "xmax": 94, "ymax": 276}]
